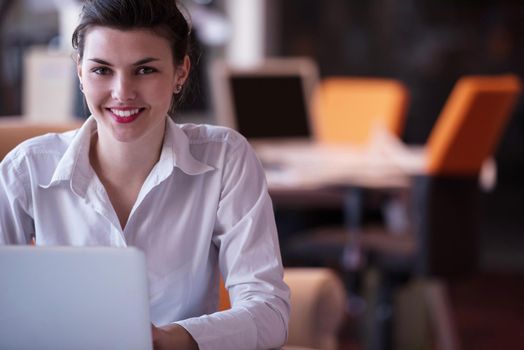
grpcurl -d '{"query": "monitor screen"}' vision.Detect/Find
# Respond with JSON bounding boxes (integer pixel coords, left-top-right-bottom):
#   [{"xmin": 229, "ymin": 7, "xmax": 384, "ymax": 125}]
[
  {"xmin": 229, "ymin": 75, "xmax": 311, "ymax": 138},
  {"xmin": 211, "ymin": 58, "xmax": 319, "ymax": 140}
]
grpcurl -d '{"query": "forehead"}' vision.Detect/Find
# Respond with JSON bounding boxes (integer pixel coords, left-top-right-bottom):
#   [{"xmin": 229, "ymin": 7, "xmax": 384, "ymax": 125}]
[{"xmin": 83, "ymin": 26, "xmax": 173, "ymax": 62}]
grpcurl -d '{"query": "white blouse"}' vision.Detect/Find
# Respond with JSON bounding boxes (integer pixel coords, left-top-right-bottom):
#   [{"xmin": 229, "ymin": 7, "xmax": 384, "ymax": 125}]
[{"xmin": 0, "ymin": 117, "xmax": 290, "ymax": 350}]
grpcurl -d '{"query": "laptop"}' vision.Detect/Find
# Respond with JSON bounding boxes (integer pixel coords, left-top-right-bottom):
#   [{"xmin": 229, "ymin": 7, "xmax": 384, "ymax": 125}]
[
  {"xmin": 210, "ymin": 57, "xmax": 319, "ymax": 141},
  {"xmin": 0, "ymin": 246, "xmax": 152, "ymax": 350}
]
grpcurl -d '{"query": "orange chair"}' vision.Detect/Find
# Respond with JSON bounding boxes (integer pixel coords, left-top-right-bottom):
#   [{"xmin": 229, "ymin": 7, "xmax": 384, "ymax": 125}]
[
  {"xmin": 425, "ymin": 74, "xmax": 522, "ymax": 176},
  {"xmin": 311, "ymin": 77, "xmax": 409, "ymax": 145},
  {"xmin": 298, "ymin": 77, "xmax": 410, "ymax": 271},
  {"xmin": 413, "ymin": 74, "xmax": 522, "ymax": 277}
]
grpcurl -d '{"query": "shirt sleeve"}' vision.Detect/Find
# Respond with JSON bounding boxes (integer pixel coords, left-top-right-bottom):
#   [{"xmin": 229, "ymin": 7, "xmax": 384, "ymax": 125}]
[
  {"xmin": 176, "ymin": 135, "xmax": 290, "ymax": 350},
  {"xmin": 0, "ymin": 155, "xmax": 34, "ymax": 245}
]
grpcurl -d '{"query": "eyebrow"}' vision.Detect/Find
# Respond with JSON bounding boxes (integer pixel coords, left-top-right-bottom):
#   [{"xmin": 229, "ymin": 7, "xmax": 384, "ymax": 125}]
[{"xmin": 87, "ymin": 57, "xmax": 161, "ymax": 66}]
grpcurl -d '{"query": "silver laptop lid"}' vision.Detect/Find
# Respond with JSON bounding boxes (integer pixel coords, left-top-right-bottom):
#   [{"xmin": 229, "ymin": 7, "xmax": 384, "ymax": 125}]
[{"xmin": 0, "ymin": 246, "xmax": 152, "ymax": 350}]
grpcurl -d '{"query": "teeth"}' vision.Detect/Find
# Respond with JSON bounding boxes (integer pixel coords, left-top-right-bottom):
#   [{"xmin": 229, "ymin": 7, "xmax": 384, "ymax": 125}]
[{"xmin": 110, "ymin": 108, "xmax": 140, "ymax": 117}]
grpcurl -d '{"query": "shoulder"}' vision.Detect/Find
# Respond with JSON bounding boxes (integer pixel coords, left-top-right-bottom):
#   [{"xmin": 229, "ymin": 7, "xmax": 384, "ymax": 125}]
[
  {"xmin": 1, "ymin": 130, "xmax": 77, "ymax": 175},
  {"xmin": 5, "ymin": 130, "xmax": 76, "ymax": 161},
  {"xmin": 178, "ymin": 123, "xmax": 247, "ymax": 150},
  {"xmin": 173, "ymin": 123, "xmax": 262, "ymax": 173}
]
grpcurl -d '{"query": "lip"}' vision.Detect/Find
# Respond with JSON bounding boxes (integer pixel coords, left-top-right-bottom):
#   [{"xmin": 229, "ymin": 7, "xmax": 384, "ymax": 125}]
[{"xmin": 106, "ymin": 107, "xmax": 145, "ymax": 124}]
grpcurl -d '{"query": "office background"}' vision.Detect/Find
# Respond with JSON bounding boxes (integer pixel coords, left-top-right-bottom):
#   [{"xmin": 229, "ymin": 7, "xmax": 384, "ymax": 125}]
[{"xmin": 275, "ymin": 0, "xmax": 524, "ymax": 273}]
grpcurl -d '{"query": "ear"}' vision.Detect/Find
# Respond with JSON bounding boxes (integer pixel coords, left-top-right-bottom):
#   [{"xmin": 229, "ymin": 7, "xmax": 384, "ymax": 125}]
[{"xmin": 173, "ymin": 55, "xmax": 191, "ymax": 92}]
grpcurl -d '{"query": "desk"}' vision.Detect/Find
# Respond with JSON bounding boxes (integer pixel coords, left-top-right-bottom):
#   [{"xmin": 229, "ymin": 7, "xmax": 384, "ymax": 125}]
[
  {"xmin": 253, "ymin": 138, "xmax": 480, "ymax": 278},
  {"xmin": 253, "ymin": 139, "xmax": 421, "ymax": 191},
  {"xmin": 253, "ymin": 139, "xmax": 422, "ymax": 270},
  {"xmin": 253, "ymin": 138, "xmax": 425, "ymax": 225}
]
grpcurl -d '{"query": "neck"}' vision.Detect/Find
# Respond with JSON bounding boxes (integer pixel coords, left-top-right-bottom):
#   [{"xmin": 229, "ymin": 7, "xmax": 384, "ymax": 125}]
[{"xmin": 90, "ymin": 123, "xmax": 165, "ymax": 187}]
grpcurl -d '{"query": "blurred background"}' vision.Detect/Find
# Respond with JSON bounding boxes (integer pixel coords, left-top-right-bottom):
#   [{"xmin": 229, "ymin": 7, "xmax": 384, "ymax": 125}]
[{"xmin": 0, "ymin": 0, "xmax": 523, "ymax": 349}]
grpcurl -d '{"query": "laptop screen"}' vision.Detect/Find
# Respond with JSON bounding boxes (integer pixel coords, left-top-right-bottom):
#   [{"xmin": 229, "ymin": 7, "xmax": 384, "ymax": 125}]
[
  {"xmin": 211, "ymin": 58, "xmax": 319, "ymax": 140},
  {"xmin": 229, "ymin": 74, "xmax": 311, "ymax": 138}
]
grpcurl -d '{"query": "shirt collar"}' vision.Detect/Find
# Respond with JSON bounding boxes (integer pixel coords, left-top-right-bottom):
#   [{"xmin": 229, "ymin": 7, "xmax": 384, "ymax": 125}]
[
  {"xmin": 40, "ymin": 116, "xmax": 214, "ymax": 194},
  {"xmin": 39, "ymin": 117, "xmax": 96, "ymax": 193},
  {"xmin": 165, "ymin": 117, "xmax": 214, "ymax": 175}
]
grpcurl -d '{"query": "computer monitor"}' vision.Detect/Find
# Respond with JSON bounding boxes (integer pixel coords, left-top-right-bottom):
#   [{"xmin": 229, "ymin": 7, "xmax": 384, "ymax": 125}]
[{"xmin": 210, "ymin": 58, "xmax": 319, "ymax": 140}]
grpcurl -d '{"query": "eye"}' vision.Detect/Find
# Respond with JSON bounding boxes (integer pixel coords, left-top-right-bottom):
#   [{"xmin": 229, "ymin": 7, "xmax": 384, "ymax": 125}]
[
  {"xmin": 91, "ymin": 66, "xmax": 112, "ymax": 75},
  {"xmin": 136, "ymin": 66, "xmax": 158, "ymax": 75}
]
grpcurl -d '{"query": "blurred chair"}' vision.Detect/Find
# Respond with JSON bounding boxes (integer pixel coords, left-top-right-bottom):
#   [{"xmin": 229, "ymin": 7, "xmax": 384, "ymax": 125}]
[
  {"xmin": 343, "ymin": 74, "xmax": 523, "ymax": 276},
  {"xmin": 311, "ymin": 77, "xmax": 409, "ymax": 145},
  {"xmin": 285, "ymin": 77, "xmax": 411, "ymax": 271},
  {"xmin": 371, "ymin": 73, "xmax": 521, "ymax": 350},
  {"xmin": 302, "ymin": 77, "xmax": 410, "ymax": 272},
  {"xmin": 287, "ymin": 76, "xmax": 410, "ymax": 271},
  {"xmin": 413, "ymin": 74, "xmax": 522, "ymax": 277},
  {"xmin": 219, "ymin": 268, "xmax": 346, "ymax": 350},
  {"xmin": 365, "ymin": 74, "xmax": 519, "ymax": 350},
  {"xmin": 426, "ymin": 74, "xmax": 521, "ymax": 175}
]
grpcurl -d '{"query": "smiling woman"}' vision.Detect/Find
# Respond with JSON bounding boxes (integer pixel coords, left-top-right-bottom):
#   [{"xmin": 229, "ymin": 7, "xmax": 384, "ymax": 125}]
[{"xmin": 0, "ymin": 1, "xmax": 290, "ymax": 350}]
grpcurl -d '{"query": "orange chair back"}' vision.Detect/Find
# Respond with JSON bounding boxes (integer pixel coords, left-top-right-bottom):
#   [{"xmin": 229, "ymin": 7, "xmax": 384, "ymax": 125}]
[
  {"xmin": 311, "ymin": 78, "xmax": 409, "ymax": 145},
  {"xmin": 425, "ymin": 74, "xmax": 522, "ymax": 176}
]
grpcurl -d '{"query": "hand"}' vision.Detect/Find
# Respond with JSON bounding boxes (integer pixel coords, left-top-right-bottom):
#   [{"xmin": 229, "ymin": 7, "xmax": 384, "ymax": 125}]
[{"xmin": 151, "ymin": 323, "xmax": 199, "ymax": 350}]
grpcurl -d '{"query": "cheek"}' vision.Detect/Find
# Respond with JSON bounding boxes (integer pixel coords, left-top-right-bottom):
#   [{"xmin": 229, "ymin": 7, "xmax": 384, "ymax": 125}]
[
  {"xmin": 83, "ymin": 87, "xmax": 103, "ymax": 107},
  {"xmin": 145, "ymin": 80, "xmax": 175, "ymax": 106},
  {"xmin": 83, "ymin": 77, "xmax": 108, "ymax": 103},
  {"xmin": 82, "ymin": 87, "xmax": 108, "ymax": 116}
]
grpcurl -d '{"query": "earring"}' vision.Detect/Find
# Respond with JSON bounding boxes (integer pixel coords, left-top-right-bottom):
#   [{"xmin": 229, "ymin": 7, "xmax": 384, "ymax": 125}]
[
  {"xmin": 174, "ymin": 84, "xmax": 182, "ymax": 94},
  {"xmin": 79, "ymin": 83, "xmax": 84, "ymax": 92}
]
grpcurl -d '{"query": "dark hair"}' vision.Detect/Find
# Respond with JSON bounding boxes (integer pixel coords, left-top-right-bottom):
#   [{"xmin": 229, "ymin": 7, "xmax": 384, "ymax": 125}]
[{"xmin": 72, "ymin": 0, "xmax": 192, "ymax": 113}]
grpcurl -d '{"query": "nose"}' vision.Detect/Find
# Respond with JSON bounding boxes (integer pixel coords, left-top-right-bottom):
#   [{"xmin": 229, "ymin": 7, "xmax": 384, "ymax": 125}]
[{"xmin": 111, "ymin": 74, "xmax": 136, "ymax": 101}]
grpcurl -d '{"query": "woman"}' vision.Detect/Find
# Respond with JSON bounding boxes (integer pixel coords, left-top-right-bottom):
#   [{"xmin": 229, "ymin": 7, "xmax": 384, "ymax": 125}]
[{"xmin": 0, "ymin": 0, "xmax": 290, "ymax": 349}]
